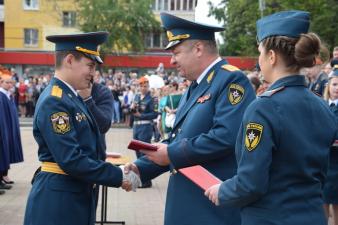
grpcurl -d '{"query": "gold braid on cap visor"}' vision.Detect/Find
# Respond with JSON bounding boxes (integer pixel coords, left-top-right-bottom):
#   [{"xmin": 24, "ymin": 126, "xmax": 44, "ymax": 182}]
[
  {"xmin": 166, "ymin": 31, "xmax": 190, "ymax": 42},
  {"xmin": 75, "ymin": 46, "xmax": 100, "ymax": 56}
]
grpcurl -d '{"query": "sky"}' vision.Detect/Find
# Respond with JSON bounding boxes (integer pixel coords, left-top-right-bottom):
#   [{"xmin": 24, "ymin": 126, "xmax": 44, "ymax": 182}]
[{"xmin": 195, "ymin": 0, "xmax": 224, "ymax": 43}]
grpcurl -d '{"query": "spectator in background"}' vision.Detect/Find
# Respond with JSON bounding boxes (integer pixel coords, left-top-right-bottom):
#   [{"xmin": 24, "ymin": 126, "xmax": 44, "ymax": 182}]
[
  {"xmin": 247, "ymin": 72, "xmax": 262, "ymax": 94},
  {"xmin": 323, "ymin": 62, "xmax": 332, "ymax": 77},
  {"xmin": 111, "ymin": 84, "xmax": 121, "ymax": 123},
  {"xmin": 322, "ymin": 66, "xmax": 338, "ymax": 225},
  {"xmin": 17, "ymin": 78, "xmax": 27, "ymax": 117},
  {"xmin": 333, "ymin": 46, "xmax": 338, "ymax": 59},
  {"xmin": 304, "ymin": 58, "xmax": 328, "ymax": 96},
  {"xmin": 0, "ymin": 71, "xmax": 23, "ymax": 186},
  {"xmin": 157, "ymin": 85, "xmax": 170, "ymax": 139},
  {"xmin": 163, "ymin": 82, "xmax": 182, "ymax": 134}
]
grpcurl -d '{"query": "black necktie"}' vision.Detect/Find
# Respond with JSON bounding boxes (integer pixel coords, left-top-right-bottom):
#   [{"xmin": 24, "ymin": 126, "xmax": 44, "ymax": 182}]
[
  {"xmin": 187, "ymin": 81, "xmax": 198, "ymax": 99},
  {"xmin": 330, "ymin": 103, "xmax": 336, "ymax": 108}
]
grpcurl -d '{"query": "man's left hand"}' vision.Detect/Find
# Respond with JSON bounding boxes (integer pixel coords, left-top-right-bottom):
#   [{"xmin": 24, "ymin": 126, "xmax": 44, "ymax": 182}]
[{"xmin": 140, "ymin": 143, "xmax": 170, "ymax": 166}]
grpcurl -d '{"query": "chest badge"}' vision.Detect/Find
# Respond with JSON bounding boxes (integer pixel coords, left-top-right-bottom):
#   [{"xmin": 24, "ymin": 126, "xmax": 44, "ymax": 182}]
[
  {"xmin": 228, "ymin": 83, "xmax": 244, "ymax": 105},
  {"xmin": 245, "ymin": 123, "xmax": 263, "ymax": 151},
  {"xmin": 75, "ymin": 112, "xmax": 87, "ymax": 122},
  {"xmin": 51, "ymin": 112, "xmax": 71, "ymax": 134},
  {"xmin": 197, "ymin": 93, "xmax": 211, "ymax": 103}
]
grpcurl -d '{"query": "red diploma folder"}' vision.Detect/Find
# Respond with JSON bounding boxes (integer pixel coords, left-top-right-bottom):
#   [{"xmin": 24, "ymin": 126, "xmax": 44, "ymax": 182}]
[
  {"xmin": 179, "ymin": 165, "xmax": 221, "ymax": 191},
  {"xmin": 127, "ymin": 139, "xmax": 158, "ymax": 151}
]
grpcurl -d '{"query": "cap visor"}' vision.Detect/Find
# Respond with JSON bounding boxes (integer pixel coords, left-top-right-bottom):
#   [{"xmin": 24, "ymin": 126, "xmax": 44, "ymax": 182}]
[
  {"xmin": 83, "ymin": 53, "xmax": 103, "ymax": 64},
  {"xmin": 165, "ymin": 40, "xmax": 181, "ymax": 50}
]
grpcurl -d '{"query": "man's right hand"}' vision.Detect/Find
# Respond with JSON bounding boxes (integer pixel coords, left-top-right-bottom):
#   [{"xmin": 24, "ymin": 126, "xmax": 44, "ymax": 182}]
[{"xmin": 124, "ymin": 163, "xmax": 140, "ymax": 176}]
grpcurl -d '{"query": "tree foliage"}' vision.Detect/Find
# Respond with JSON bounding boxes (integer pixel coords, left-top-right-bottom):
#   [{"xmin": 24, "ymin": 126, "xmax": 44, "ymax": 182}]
[
  {"xmin": 76, "ymin": 0, "xmax": 160, "ymax": 53},
  {"xmin": 209, "ymin": 0, "xmax": 338, "ymax": 56}
]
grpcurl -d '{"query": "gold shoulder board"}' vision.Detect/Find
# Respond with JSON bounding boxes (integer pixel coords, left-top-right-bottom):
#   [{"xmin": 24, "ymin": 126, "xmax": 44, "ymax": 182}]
[
  {"xmin": 51, "ymin": 85, "xmax": 63, "ymax": 98},
  {"xmin": 222, "ymin": 64, "xmax": 240, "ymax": 72}
]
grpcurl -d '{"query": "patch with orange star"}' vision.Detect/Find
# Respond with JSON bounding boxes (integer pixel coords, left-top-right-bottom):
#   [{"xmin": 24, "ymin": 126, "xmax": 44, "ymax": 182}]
[
  {"xmin": 245, "ymin": 123, "xmax": 263, "ymax": 151},
  {"xmin": 228, "ymin": 83, "xmax": 244, "ymax": 105}
]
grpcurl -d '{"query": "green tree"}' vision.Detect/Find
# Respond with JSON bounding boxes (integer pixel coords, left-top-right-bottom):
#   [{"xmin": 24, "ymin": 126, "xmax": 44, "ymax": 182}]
[
  {"xmin": 76, "ymin": 0, "xmax": 160, "ymax": 53},
  {"xmin": 209, "ymin": 0, "xmax": 338, "ymax": 56}
]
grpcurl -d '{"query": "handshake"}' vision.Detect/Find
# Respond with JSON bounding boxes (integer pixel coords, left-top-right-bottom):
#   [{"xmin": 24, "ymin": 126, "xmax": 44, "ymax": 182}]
[{"xmin": 119, "ymin": 163, "xmax": 142, "ymax": 192}]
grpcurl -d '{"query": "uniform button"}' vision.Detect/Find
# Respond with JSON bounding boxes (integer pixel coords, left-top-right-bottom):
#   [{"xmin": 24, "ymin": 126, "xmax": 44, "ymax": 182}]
[
  {"xmin": 172, "ymin": 133, "xmax": 176, "ymax": 138},
  {"xmin": 171, "ymin": 169, "xmax": 177, "ymax": 175},
  {"xmin": 93, "ymin": 184, "xmax": 96, "ymax": 189}
]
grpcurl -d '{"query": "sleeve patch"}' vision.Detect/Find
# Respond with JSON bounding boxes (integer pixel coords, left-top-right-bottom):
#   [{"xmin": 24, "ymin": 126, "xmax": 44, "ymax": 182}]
[
  {"xmin": 222, "ymin": 64, "xmax": 240, "ymax": 72},
  {"xmin": 51, "ymin": 85, "xmax": 63, "ymax": 98},
  {"xmin": 228, "ymin": 83, "xmax": 245, "ymax": 105},
  {"xmin": 51, "ymin": 112, "xmax": 71, "ymax": 134},
  {"xmin": 245, "ymin": 123, "xmax": 263, "ymax": 151}
]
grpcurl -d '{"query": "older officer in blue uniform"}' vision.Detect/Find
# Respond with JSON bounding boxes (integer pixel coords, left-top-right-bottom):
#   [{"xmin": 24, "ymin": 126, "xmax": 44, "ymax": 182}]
[
  {"xmin": 130, "ymin": 76, "xmax": 158, "ymax": 188},
  {"xmin": 205, "ymin": 11, "xmax": 338, "ymax": 225},
  {"xmin": 125, "ymin": 13, "xmax": 256, "ymax": 225},
  {"xmin": 23, "ymin": 32, "xmax": 137, "ymax": 225}
]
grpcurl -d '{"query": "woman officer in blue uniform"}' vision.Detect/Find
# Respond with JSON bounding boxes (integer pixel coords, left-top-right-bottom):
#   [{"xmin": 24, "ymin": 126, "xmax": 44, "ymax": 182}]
[
  {"xmin": 205, "ymin": 10, "xmax": 338, "ymax": 225},
  {"xmin": 323, "ymin": 63, "xmax": 338, "ymax": 224}
]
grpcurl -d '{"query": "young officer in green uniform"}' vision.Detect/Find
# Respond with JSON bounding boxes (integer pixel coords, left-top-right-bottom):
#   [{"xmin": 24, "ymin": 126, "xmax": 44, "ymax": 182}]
[
  {"xmin": 125, "ymin": 13, "xmax": 256, "ymax": 225},
  {"xmin": 23, "ymin": 32, "xmax": 139, "ymax": 225},
  {"xmin": 205, "ymin": 10, "xmax": 338, "ymax": 225}
]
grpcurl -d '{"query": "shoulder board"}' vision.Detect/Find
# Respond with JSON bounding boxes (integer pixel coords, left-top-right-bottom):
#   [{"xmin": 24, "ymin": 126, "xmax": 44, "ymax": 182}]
[
  {"xmin": 222, "ymin": 64, "xmax": 240, "ymax": 72},
  {"xmin": 259, "ymin": 86, "xmax": 285, "ymax": 97},
  {"xmin": 51, "ymin": 85, "xmax": 63, "ymax": 98}
]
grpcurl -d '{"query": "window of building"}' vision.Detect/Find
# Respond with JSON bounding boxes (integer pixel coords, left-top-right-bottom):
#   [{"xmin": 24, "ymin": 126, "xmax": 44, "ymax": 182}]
[
  {"xmin": 23, "ymin": 0, "xmax": 39, "ymax": 10},
  {"xmin": 63, "ymin": 11, "xmax": 76, "ymax": 27},
  {"xmin": 145, "ymin": 32, "xmax": 166, "ymax": 49},
  {"xmin": 176, "ymin": 0, "xmax": 181, "ymax": 10},
  {"xmin": 24, "ymin": 28, "xmax": 38, "ymax": 47},
  {"xmin": 170, "ymin": 0, "xmax": 175, "ymax": 10}
]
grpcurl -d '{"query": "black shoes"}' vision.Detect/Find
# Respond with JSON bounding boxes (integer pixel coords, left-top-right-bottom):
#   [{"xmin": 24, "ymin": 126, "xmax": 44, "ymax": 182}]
[
  {"xmin": 0, "ymin": 190, "xmax": 5, "ymax": 195},
  {"xmin": 2, "ymin": 179, "xmax": 14, "ymax": 184},
  {"xmin": 0, "ymin": 181, "xmax": 12, "ymax": 190}
]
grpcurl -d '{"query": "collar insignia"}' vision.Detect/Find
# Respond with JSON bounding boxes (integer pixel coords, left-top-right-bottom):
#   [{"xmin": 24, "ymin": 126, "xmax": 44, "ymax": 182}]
[{"xmin": 207, "ymin": 71, "xmax": 214, "ymax": 83}]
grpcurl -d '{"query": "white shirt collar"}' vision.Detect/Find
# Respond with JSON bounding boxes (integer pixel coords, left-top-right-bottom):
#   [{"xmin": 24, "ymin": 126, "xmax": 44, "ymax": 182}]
[
  {"xmin": 196, "ymin": 57, "xmax": 222, "ymax": 84},
  {"xmin": 0, "ymin": 87, "xmax": 10, "ymax": 99},
  {"xmin": 329, "ymin": 99, "xmax": 338, "ymax": 106},
  {"xmin": 56, "ymin": 77, "xmax": 78, "ymax": 96}
]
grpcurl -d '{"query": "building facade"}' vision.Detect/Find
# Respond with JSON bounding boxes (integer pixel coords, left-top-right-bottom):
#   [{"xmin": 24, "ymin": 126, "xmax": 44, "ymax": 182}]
[{"xmin": 4, "ymin": 0, "xmax": 79, "ymax": 51}]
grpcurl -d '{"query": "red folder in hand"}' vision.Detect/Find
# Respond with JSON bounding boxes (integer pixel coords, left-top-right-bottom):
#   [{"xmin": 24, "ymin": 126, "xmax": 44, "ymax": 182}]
[
  {"xmin": 179, "ymin": 165, "xmax": 221, "ymax": 191},
  {"xmin": 127, "ymin": 139, "xmax": 158, "ymax": 151}
]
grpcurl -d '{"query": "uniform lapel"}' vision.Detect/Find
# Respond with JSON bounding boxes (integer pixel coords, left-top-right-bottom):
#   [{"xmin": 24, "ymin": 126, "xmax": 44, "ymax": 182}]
[{"xmin": 173, "ymin": 60, "xmax": 226, "ymax": 129}]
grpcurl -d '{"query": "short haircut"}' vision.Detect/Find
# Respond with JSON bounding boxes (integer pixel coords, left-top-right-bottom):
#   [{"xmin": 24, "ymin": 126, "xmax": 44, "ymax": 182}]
[
  {"xmin": 184, "ymin": 39, "xmax": 218, "ymax": 55},
  {"xmin": 334, "ymin": 46, "xmax": 338, "ymax": 52},
  {"xmin": 55, "ymin": 50, "xmax": 84, "ymax": 69}
]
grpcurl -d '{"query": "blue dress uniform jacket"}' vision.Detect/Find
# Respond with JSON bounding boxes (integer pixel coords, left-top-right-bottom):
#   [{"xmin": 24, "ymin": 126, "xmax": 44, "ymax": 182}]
[
  {"xmin": 323, "ymin": 103, "xmax": 338, "ymax": 203},
  {"xmin": 24, "ymin": 78, "xmax": 123, "ymax": 225},
  {"xmin": 135, "ymin": 59, "xmax": 256, "ymax": 225},
  {"xmin": 218, "ymin": 75, "xmax": 337, "ymax": 225}
]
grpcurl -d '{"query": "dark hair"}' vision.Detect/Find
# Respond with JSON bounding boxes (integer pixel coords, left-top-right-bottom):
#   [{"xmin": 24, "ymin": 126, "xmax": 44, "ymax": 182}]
[
  {"xmin": 55, "ymin": 50, "xmax": 84, "ymax": 69},
  {"xmin": 171, "ymin": 82, "xmax": 179, "ymax": 91},
  {"xmin": 249, "ymin": 76, "xmax": 261, "ymax": 91},
  {"xmin": 261, "ymin": 33, "xmax": 321, "ymax": 71}
]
